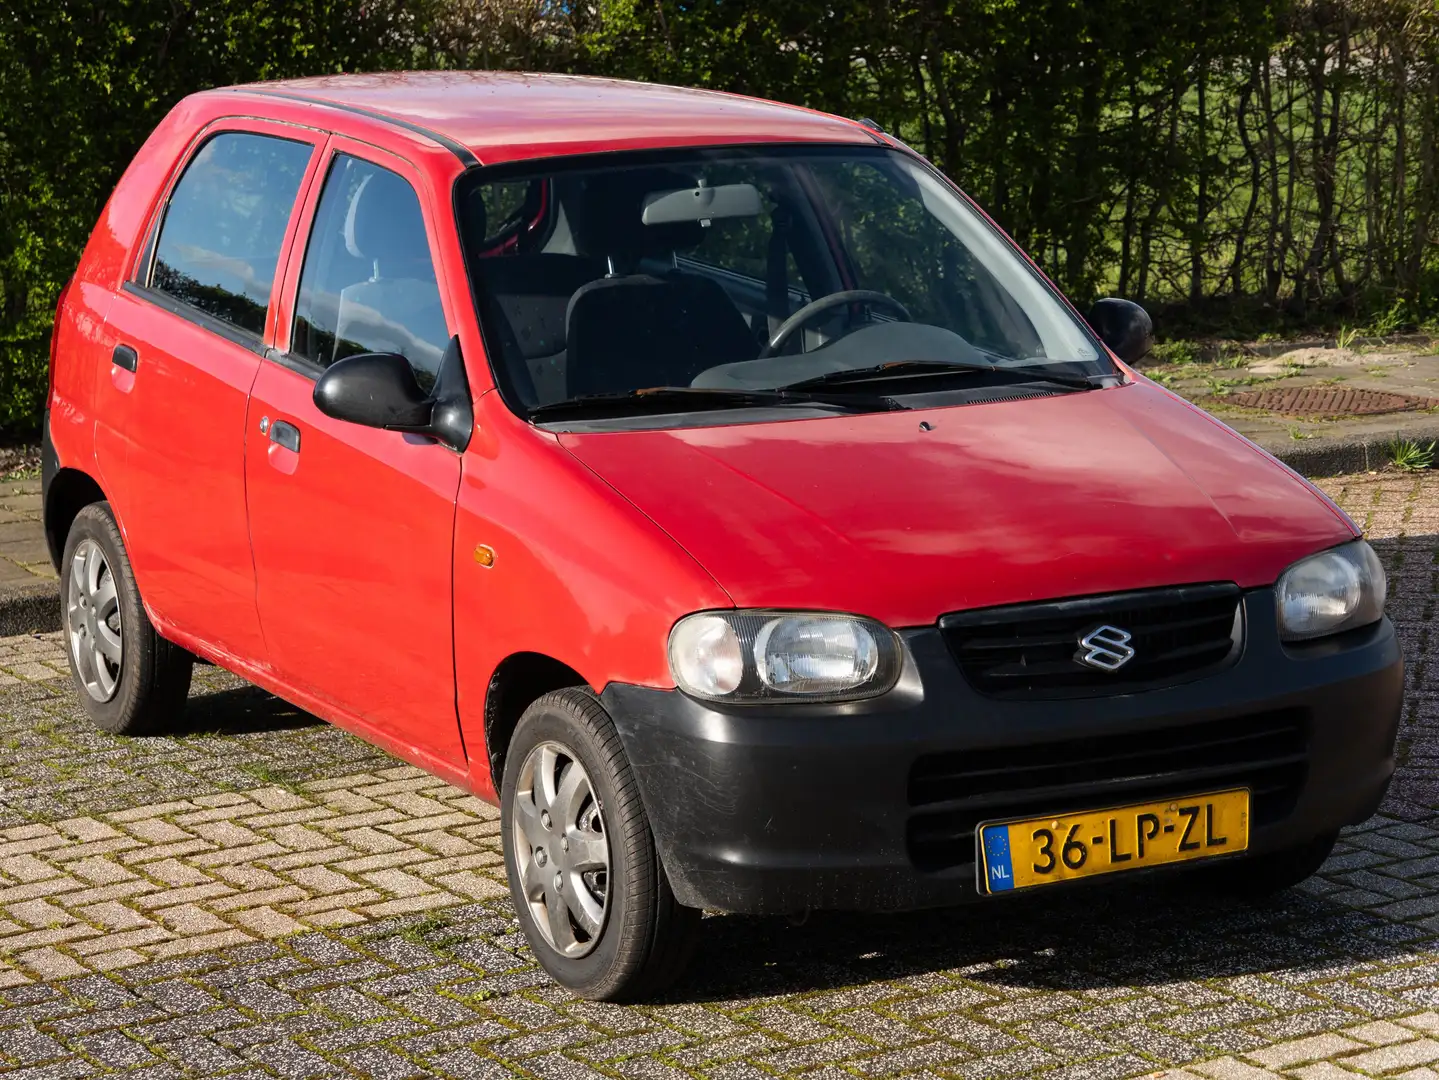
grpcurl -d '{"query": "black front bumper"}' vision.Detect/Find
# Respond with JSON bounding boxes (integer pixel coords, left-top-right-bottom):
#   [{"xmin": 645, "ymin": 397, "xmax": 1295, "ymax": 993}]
[{"xmin": 603, "ymin": 592, "xmax": 1402, "ymax": 915}]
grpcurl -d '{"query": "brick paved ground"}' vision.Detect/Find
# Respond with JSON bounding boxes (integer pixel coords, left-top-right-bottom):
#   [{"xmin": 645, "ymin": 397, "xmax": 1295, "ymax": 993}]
[
  {"xmin": 0, "ymin": 472, "xmax": 1435, "ymax": 1079},
  {"xmin": 0, "ymin": 480, "xmax": 54, "ymax": 588}
]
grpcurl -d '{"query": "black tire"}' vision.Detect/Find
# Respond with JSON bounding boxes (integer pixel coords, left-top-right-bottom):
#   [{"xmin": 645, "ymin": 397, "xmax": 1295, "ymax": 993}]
[
  {"xmin": 60, "ymin": 502, "xmax": 193, "ymax": 735},
  {"xmin": 1190, "ymin": 831, "xmax": 1338, "ymax": 899},
  {"xmin": 501, "ymin": 688, "xmax": 701, "ymax": 1001}
]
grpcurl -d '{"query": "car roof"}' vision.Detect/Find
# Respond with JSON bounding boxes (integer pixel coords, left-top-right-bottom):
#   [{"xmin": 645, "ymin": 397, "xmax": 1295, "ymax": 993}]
[{"xmin": 224, "ymin": 71, "xmax": 880, "ymax": 167}]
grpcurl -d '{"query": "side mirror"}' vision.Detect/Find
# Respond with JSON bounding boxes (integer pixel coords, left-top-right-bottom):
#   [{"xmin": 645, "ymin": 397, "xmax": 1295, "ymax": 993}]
[
  {"xmin": 312, "ymin": 336, "xmax": 473, "ymax": 452},
  {"xmin": 1086, "ymin": 298, "xmax": 1154, "ymax": 365},
  {"xmin": 313, "ymin": 351, "xmax": 432, "ymax": 430}
]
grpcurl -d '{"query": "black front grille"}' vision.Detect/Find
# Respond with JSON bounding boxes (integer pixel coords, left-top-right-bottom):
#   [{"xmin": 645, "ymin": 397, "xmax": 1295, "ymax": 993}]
[
  {"xmin": 906, "ymin": 708, "xmax": 1308, "ymax": 873},
  {"xmin": 940, "ymin": 583, "xmax": 1242, "ymax": 699}
]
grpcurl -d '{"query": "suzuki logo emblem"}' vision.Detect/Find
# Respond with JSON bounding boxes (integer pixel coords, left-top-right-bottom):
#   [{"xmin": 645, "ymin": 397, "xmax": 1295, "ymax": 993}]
[{"xmin": 1076, "ymin": 624, "xmax": 1135, "ymax": 672}]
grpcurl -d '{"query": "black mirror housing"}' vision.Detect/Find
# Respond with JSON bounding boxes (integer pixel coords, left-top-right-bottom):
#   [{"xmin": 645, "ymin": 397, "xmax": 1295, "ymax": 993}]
[
  {"xmin": 1086, "ymin": 298, "xmax": 1154, "ymax": 365},
  {"xmin": 314, "ymin": 352, "xmax": 432, "ymax": 430},
  {"xmin": 311, "ymin": 338, "xmax": 473, "ymax": 452}
]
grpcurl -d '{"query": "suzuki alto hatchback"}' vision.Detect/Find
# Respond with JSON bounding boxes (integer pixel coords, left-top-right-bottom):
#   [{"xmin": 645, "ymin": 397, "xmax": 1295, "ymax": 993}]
[{"xmin": 46, "ymin": 72, "xmax": 1402, "ymax": 1000}]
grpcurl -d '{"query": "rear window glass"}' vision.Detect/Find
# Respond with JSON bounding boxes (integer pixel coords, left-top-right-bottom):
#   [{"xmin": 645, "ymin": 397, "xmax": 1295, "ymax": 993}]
[{"xmin": 149, "ymin": 132, "xmax": 313, "ymax": 336}]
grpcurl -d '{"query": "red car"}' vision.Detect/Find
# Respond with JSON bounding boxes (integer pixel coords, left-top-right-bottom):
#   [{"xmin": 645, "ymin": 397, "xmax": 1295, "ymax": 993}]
[{"xmin": 46, "ymin": 73, "xmax": 1400, "ymax": 1000}]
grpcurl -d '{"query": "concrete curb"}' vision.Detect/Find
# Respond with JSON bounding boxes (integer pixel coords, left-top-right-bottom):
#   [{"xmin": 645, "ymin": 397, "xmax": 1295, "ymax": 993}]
[
  {"xmin": 1256, "ymin": 424, "xmax": 1439, "ymax": 478},
  {"xmin": 1189, "ymin": 332, "xmax": 1438, "ymax": 361},
  {"xmin": 0, "ymin": 578, "xmax": 60, "ymax": 636}
]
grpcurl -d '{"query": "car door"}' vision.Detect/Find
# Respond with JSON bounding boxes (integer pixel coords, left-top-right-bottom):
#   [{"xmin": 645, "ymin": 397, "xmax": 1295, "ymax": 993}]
[
  {"xmin": 244, "ymin": 139, "xmax": 467, "ymax": 772},
  {"xmin": 98, "ymin": 122, "xmax": 323, "ymax": 662}
]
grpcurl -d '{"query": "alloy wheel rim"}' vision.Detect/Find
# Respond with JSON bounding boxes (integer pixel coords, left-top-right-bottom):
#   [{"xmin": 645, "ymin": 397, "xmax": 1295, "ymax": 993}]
[
  {"xmin": 512, "ymin": 740, "xmax": 611, "ymax": 958},
  {"xmin": 67, "ymin": 539, "xmax": 123, "ymax": 702}
]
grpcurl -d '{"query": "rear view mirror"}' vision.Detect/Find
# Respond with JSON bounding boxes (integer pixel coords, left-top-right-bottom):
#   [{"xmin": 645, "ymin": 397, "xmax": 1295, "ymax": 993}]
[
  {"xmin": 642, "ymin": 183, "xmax": 763, "ymax": 225},
  {"xmin": 1085, "ymin": 298, "xmax": 1154, "ymax": 365}
]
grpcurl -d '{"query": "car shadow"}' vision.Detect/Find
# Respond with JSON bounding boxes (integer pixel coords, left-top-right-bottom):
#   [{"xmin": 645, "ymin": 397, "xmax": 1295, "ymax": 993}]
[
  {"xmin": 670, "ymin": 875, "xmax": 1419, "ymax": 1003},
  {"xmin": 176, "ymin": 682, "xmax": 322, "ymax": 737}
]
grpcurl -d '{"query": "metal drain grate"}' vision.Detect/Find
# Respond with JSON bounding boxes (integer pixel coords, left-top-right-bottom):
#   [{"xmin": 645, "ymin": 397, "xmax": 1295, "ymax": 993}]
[{"xmin": 1222, "ymin": 387, "xmax": 1439, "ymax": 416}]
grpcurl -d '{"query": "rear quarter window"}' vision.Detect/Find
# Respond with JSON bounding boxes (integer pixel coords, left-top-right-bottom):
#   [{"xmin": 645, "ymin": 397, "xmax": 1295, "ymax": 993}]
[{"xmin": 148, "ymin": 131, "xmax": 313, "ymax": 337}]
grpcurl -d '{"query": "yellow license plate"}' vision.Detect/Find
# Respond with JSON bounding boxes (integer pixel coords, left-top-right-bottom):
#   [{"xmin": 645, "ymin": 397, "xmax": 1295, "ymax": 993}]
[{"xmin": 977, "ymin": 788, "xmax": 1250, "ymax": 894}]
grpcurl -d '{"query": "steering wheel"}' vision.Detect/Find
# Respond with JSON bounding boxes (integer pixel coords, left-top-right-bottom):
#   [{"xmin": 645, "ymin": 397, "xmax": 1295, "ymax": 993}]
[{"xmin": 759, "ymin": 289, "xmax": 912, "ymax": 359}]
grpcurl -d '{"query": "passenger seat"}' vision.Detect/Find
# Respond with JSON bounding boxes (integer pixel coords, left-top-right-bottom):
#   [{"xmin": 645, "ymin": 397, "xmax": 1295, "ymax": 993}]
[
  {"xmin": 472, "ymin": 253, "xmax": 607, "ymax": 403},
  {"xmin": 333, "ymin": 171, "xmax": 449, "ymax": 380}
]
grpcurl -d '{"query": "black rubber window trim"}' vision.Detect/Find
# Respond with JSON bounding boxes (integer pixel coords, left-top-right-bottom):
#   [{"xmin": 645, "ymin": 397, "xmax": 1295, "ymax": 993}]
[{"xmin": 239, "ymin": 88, "xmax": 480, "ymax": 167}]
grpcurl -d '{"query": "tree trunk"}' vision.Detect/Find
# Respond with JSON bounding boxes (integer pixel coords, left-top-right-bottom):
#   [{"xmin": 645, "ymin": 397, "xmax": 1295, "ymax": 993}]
[
  {"xmin": 1229, "ymin": 55, "xmax": 1264, "ymax": 296},
  {"xmin": 1190, "ymin": 55, "xmax": 1210, "ymax": 303},
  {"xmin": 1117, "ymin": 76, "xmax": 1143, "ymax": 296},
  {"xmin": 1262, "ymin": 55, "xmax": 1284, "ymax": 304}
]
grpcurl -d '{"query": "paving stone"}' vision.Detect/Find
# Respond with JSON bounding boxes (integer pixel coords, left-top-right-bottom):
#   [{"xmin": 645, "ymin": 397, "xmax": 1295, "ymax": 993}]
[
  {"xmin": 1343, "ymin": 1040, "xmax": 1439, "ymax": 1074},
  {"xmin": 1347, "ymin": 1020, "xmax": 1427, "ymax": 1045},
  {"xmin": 340, "ymin": 1046, "xmax": 427, "ymax": 1079},
  {"xmin": 1190, "ymin": 1058, "xmax": 1287, "ymax": 1080},
  {"xmin": 1292, "ymin": 1066, "xmax": 1365, "ymax": 1080},
  {"xmin": 244, "ymin": 1038, "xmax": 340, "ymax": 1078},
  {"xmin": 72, "ymin": 1030, "xmax": 156, "ymax": 1069},
  {"xmin": 1248, "ymin": 1034, "xmax": 1366, "ymax": 1068}
]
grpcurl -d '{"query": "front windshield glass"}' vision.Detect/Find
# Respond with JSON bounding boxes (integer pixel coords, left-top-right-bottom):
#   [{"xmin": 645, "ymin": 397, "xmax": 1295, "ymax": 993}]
[{"xmin": 456, "ymin": 146, "xmax": 1107, "ymax": 418}]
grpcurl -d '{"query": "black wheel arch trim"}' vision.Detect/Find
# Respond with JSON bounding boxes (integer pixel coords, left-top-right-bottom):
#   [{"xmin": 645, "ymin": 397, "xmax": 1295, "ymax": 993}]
[{"xmin": 41, "ymin": 407, "xmax": 59, "ymax": 570}]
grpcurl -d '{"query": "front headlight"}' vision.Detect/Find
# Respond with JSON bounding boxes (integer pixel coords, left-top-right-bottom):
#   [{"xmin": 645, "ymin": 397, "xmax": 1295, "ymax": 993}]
[
  {"xmin": 668, "ymin": 611, "xmax": 902, "ymax": 703},
  {"xmin": 1275, "ymin": 539, "xmax": 1387, "ymax": 641}
]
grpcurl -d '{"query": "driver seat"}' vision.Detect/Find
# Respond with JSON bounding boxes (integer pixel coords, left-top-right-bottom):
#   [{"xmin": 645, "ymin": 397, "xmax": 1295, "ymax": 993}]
[{"xmin": 564, "ymin": 273, "xmax": 757, "ymax": 398}]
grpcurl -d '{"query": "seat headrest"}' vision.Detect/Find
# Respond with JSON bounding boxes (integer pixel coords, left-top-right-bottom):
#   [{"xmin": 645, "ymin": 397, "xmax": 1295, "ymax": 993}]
[
  {"xmin": 343, "ymin": 169, "xmax": 432, "ymax": 269},
  {"xmin": 564, "ymin": 272, "xmax": 758, "ymax": 397},
  {"xmin": 572, "ymin": 168, "xmax": 706, "ymax": 263}
]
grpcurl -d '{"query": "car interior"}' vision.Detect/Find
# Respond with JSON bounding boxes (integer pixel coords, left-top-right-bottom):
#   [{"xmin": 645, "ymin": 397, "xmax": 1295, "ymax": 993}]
[{"xmin": 465, "ymin": 166, "xmax": 819, "ymax": 408}]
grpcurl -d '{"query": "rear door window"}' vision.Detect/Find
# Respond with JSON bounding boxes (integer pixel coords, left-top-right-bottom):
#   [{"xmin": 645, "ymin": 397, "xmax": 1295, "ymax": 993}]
[
  {"xmin": 149, "ymin": 132, "xmax": 313, "ymax": 337},
  {"xmin": 290, "ymin": 154, "xmax": 450, "ymax": 390}
]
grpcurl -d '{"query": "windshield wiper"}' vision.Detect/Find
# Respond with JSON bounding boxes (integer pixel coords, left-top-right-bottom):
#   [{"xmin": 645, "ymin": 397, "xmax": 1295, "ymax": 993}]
[
  {"xmin": 529, "ymin": 385, "xmax": 905, "ymax": 421},
  {"xmin": 783, "ymin": 359, "xmax": 1100, "ymax": 393}
]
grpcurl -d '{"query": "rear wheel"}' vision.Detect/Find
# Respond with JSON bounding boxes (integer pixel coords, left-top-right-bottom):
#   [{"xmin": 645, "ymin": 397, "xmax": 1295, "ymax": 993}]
[
  {"xmin": 62, "ymin": 502, "xmax": 193, "ymax": 735},
  {"xmin": 501, "ymin": 688, "xmax": 700, "ymax": 1000},
  {"xmin": 1190, "ymin": 831, "xmax": 1338, "ymax": 899}
]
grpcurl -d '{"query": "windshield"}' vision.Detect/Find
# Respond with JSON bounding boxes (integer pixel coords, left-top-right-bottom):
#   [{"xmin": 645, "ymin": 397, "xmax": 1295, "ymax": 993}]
[{"xmin": 456, "ymin": 146, "xmax": 1108, "ymax": 421}]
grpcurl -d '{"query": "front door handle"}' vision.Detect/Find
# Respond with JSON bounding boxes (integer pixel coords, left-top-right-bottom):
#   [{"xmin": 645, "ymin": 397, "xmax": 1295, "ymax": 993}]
[
  {"xmin": 269, "ymin": 419, "xmax": 300, "ymax": 453},
  {"xmin": 112, "ymin": 344, "xmax": 138, "ymax": 372}
]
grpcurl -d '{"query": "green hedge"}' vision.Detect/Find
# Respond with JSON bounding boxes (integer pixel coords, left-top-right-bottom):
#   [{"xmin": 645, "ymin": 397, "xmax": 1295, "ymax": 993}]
[
  {"xmin": 0, "ymin": 0, "xmax": 429, "ymax": 438},
  {"xmin": 4, "ymin": 0, "xmax": 1437, "ymax": 438}
]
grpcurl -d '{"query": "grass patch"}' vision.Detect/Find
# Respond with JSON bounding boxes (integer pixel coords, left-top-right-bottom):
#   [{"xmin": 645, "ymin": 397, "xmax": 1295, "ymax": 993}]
[
  {"xmin": 389, "ymin": 911, "xmax": 470, "ymax": 954},
  {"xmin": 237, "ymin": 761, "xmax": 307, "ymax": 794},
  {"xmin": 1151, "ymin": 340, "xmax": 1202, "ymax": 365}
]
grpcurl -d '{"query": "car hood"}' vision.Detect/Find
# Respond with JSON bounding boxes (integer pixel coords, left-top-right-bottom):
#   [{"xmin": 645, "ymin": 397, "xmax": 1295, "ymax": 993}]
[{"xmin": 558, "ymin": 381, "xmax": 1357, "ymax": 627}]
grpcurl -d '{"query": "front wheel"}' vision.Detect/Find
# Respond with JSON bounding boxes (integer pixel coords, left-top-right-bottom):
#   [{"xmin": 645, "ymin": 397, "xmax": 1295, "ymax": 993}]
[{"xmin": 501, "ymin": 688, "xmax": 700, "ymax": 1000}]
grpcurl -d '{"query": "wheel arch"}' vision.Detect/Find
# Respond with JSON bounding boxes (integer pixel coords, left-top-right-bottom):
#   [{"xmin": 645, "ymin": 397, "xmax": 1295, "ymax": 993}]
[
  {"xmin": 44, "ymin": 467, "xmax": 108, "ymax": 572},
  {"xmin": 483, "ymin": 651, "xmax": 590, "ymax": 791}
]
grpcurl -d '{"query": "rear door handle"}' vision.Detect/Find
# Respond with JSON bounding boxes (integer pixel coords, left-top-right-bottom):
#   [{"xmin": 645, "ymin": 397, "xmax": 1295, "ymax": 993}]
[
  {"xmin": 269, "ymin": 419, "xmax": 301, "ymax": 453},
  {"xmin": 112, "ymin": 344, "xmax": 138, "ymax": 372}
]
